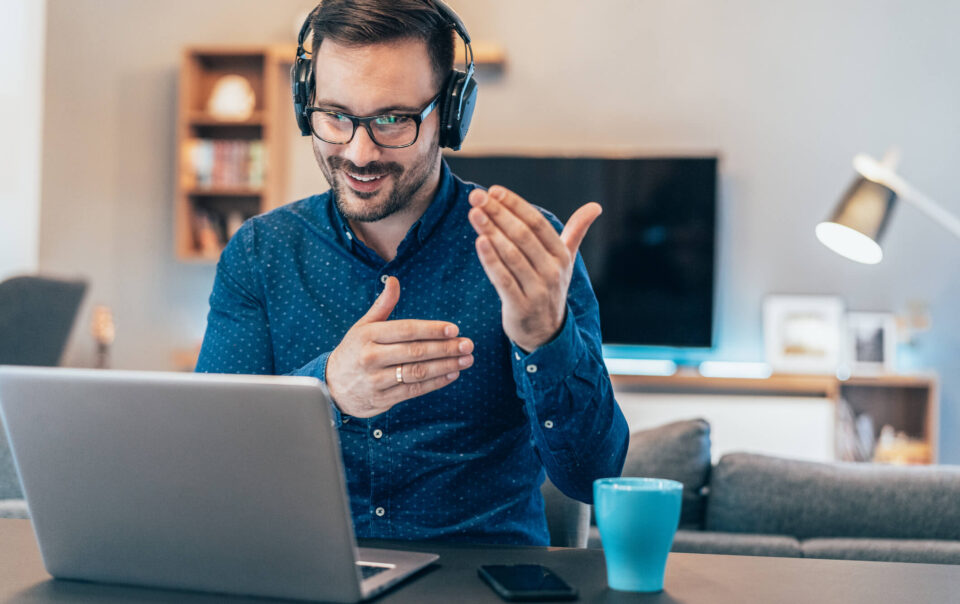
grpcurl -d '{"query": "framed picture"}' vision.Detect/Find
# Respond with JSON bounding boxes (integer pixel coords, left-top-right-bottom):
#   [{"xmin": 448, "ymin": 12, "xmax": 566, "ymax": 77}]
[
  {"xmin": 763, "ymin": 295, "xmax": 845, "ymax": 374},
  {"xmin": 845, "ymin": 312, "xmax": 897, "ymax": 374}
]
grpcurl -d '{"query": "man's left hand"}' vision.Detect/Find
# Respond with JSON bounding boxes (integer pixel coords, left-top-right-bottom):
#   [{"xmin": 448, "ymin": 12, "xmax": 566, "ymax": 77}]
[{"xmin": 468, "ymin": 185, "xmax": 601, "ymax": 353}]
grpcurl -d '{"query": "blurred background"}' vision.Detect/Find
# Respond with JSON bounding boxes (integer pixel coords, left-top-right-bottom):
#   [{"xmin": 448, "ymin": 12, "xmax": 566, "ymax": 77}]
[{"xmin": 2, "ymin": 0, "xmax": 958, "ymax": 464}]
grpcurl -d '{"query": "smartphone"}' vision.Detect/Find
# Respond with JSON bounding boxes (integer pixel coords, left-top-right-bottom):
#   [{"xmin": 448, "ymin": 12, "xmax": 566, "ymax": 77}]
[{"xmin": 478, "ymin": 564, "xmax": 578, "ymax": 601}]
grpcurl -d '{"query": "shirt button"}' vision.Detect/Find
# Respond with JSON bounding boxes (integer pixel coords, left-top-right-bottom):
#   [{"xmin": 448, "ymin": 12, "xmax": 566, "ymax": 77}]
[
  {"xmin": 345, "ymin": 231, "xmax": 353, "ymax": 240},
  {"xmin": 526, "ymin": 364, "xmax": 538, "ymax": 373},
  {"xmin": 514, "ymin": 352, "xmax": 521, "ymax": 361},
  {"xmin": 373, "ymin": 429, "xmax": 383, "ymax": 439},
  {"xmin": 380, "ymin": 275, "xmax": 389, "ymax": 283},
  {"xmin": 375, "ymin": 507, "xmax": 386, "ymax": 517},
  {"xmin": 544, "ymin": 420, "xmax": 554, "ymax": 429}
]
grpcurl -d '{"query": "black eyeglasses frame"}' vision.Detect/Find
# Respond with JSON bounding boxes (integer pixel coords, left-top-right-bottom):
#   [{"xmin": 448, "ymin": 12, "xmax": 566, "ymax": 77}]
[{"xmin": 305, "ymin": 93, "xmax": 442, "ymax": 149}]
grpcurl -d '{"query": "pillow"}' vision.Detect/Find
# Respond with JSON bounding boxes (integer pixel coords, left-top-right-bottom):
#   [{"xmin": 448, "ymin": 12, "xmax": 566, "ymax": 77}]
[{"xmin": 620, "ymin": 418, "xmax": 712, "ymax": 528}]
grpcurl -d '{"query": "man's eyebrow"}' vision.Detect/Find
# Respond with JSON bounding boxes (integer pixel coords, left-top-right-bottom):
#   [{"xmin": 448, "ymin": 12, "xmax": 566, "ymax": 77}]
[{"xmin": 314, "ymin": 99, "xmax": 423, "ymax": 114}]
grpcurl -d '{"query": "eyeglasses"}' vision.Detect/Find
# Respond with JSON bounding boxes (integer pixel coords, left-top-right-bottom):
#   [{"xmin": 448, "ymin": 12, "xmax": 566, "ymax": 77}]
[{"xmin": 306, "ymin": 93, "xmax": 441, "ymax": 149}]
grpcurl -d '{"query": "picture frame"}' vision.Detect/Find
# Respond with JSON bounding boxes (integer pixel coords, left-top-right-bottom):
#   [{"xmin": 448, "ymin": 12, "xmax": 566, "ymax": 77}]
[
  {"xmin": 763, "ymin": 295, "xmax": 845, "ymax": 374},
  {"xmin": 845, "ymin": 312, "xmax": 897, "ymax": 375}
]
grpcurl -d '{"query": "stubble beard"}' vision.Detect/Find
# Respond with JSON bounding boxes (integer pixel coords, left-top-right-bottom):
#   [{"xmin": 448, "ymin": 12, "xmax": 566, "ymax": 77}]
[{"xmin": 313, "ymin": 138, "xmax": 441, "ymax": 223}]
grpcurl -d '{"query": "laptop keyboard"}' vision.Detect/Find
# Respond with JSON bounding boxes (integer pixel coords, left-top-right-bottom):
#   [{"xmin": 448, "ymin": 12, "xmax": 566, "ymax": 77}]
[{"xmin": 358, "ymin": 564, "xmax": 390, "ymax": 580}]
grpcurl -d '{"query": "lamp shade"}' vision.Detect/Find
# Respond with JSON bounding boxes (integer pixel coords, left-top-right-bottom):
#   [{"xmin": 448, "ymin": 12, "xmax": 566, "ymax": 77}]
[{"xmin": 816, "ymin": 175, "xmax": 897, "ymax": 264}]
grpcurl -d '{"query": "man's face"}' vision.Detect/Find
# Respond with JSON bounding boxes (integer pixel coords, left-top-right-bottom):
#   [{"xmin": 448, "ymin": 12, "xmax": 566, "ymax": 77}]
[{"xmin": 311, "ymin": 37, "xmax": 442, "ymax": 223}]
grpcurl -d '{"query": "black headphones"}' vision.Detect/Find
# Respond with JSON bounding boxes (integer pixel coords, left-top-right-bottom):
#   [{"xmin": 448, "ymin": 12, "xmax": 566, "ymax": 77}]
[{"xmin": 291, "ymin": 0, "xmax": 477, "ymax": 151}]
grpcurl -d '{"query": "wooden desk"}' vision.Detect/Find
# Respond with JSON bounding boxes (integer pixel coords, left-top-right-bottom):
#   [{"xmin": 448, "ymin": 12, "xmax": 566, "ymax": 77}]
[{"xmin": 1, "ymin": 519, "xmax": 958, "ymax": 603}]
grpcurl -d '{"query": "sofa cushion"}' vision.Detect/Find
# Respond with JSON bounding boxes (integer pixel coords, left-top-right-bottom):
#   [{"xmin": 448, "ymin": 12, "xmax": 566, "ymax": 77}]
[
  {"xmin": 672, "ymin": 530, "xmax": 802, "ymax": 558},
  {"xmin": 620, "ymin": 419, "xmax": 711, "ymax": 528},
  {"xmin": 705, "ymin": 453, "xmax": 960, "ymax": 541},
  {"xmin": 802, "ymin": 538, "xmax": 960, "ymax": 565}
]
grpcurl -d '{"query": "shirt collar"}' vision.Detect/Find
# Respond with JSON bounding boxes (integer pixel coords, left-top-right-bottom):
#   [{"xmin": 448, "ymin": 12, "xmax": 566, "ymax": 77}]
[{"xmin": 412, "ymin": 159, "xmax": 457, "ymax": 246}]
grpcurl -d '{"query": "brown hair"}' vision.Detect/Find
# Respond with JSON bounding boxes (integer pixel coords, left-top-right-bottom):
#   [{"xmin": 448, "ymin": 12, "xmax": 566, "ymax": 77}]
[{"xmin": 310, "ymin": 0, "xmax": 456, "ymax": 90}]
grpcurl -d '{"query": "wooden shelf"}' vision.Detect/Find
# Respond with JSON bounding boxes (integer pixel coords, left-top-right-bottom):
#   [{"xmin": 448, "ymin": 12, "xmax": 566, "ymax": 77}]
[
  {"xmin": 187, "ymin": 111, "xmax": 265, "ymax": 126},
  {"xmin": 175, "ymin": 46, "xmax": 277, "ymax": 262},
  {"xmin": 612, "ymin": 370, "xmax": 838, "ymax": 398},
  {"xmin": 455, "ymin": 41, "xmax": 506, "ymax": 68},
  {"xmin": 186, "ymin": 187, "xmax": 263, "ymax": 197}
]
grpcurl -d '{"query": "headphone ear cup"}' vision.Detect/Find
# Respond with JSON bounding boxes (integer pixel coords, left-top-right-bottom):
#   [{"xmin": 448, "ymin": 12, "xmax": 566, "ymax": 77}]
[
  {"xmin": 438, "ymin": 71, "xmax": 460, "ymax": 149},
  {"xmin": 438, "ymin": 70, "xmax": 476, "ymax": 150},
  {"xmin": 291, "ymin": 56, "xmax": 314, "ymax": 136},
  {"xmin": 452, "ymin": 76, "xmax": 477, "ymax": 150}
]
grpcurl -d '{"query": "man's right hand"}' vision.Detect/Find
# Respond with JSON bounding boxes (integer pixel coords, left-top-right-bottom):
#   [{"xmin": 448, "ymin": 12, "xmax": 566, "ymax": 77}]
[{"xmin": 325, "ymin": 276, "xmax": 474, "ymax": 418}]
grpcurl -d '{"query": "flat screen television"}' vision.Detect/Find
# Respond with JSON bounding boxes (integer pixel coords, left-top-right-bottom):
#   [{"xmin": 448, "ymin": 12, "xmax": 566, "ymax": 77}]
[{"xmin": 444, "ymin": 154, "xmax": 718, "ymax": 348}]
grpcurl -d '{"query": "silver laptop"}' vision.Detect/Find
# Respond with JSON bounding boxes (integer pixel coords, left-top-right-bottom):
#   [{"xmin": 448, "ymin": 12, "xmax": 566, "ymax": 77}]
[{"xmin": 0, "ymin": 366, "xmax": 437, "ymax": 602}]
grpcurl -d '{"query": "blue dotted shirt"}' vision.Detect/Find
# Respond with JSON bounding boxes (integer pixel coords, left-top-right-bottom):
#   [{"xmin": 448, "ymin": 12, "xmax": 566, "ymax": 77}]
[{"xmin": 196, "ymin": 161, "xmax": 628, "ymax": 545}]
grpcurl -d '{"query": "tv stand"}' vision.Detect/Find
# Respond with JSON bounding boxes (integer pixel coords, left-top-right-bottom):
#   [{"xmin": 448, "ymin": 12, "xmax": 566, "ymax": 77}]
[{"xmin": 610, "ymin": 370, "xmax": 938, "ymax": 464}]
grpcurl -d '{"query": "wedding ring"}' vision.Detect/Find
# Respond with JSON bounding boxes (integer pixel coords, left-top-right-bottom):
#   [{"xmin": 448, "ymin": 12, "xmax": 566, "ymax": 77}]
[{"xmin": 396, "ymin": 365, "xmax": 404, "ymax": 384}]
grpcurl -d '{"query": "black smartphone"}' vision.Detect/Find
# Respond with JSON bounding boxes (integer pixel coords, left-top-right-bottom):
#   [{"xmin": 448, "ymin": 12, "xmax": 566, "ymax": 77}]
[{"xmin": 478, "ymin": 564, "xmax": 578, "ymax": 601}]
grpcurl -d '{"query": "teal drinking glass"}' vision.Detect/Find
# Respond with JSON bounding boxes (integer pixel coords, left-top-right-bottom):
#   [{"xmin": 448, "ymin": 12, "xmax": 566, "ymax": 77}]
[{"xmin": 594, "ymin": 477, "xmax": 683, "ymax": 592}]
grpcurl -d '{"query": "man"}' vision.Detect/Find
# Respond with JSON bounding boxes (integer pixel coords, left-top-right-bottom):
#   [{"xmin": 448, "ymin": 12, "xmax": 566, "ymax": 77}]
[{"xmin": 196, "ymin": 0, "xmax": 628, "ymax": 545}]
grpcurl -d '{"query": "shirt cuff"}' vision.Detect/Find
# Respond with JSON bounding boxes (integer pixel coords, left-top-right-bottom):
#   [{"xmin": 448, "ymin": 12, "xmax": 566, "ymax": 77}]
[
  {"xmin": 289, "ymin": 350, "xmax": 345, "ymax": 428},
  {"xmin": 510, "ymin": 304, "xmax": 586, "ymax": 393}
]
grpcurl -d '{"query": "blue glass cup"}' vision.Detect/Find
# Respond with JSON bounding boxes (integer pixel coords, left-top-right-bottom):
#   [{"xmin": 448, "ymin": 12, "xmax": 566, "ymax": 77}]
[{"xmin": 594, "ymin": 477, "xmax": 683, "ymax": 592}]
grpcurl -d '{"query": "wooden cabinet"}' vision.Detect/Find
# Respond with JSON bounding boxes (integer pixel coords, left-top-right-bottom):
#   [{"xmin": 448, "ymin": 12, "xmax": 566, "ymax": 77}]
[
  {"xmin": 611, "ymin": 371, "xmax": 939, "ymax": 464},
  {"xmin": 174, "ymin": 46, "xmax": 288, "ymax": 261}
]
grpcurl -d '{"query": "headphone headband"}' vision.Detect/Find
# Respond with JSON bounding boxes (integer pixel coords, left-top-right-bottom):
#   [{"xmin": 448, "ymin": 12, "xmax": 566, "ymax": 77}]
[{"xmin": 291, "ymin": 0, "xmax": 477, "ymax": 150}]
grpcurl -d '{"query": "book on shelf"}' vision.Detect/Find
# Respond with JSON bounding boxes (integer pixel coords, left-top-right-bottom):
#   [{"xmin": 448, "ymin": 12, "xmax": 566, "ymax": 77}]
[{"xmin": 182, "ymin": 139, "xmax": 266, "ymax": 191}]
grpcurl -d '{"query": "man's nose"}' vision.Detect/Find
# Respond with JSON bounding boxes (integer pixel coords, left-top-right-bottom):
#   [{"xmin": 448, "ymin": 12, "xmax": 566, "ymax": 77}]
[{"xmin": 342, "ymin": 124, "xmax": 382, "ymax": 167}]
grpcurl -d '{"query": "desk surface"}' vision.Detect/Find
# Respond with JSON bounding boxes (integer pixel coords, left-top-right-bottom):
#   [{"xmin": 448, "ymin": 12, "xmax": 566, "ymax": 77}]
[{"xmin": 1, "ymin": 519, "xmax": 958, "ymax": 603}]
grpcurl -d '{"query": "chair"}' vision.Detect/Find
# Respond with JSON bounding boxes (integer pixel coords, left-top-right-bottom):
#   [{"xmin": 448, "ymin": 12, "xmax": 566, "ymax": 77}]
[
  {"xmin": 0, "ymin": 275, "xmax": 87, "ymax": 367},
  {"xmin": 541, "ymin": 478, "xmax": 591, "ymax": 548}
]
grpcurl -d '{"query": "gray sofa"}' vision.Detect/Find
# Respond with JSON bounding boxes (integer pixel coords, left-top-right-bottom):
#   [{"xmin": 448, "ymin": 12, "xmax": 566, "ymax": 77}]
[{"xmin": 584, "ymin": 419, "xmax": 960, "ymax": 564}]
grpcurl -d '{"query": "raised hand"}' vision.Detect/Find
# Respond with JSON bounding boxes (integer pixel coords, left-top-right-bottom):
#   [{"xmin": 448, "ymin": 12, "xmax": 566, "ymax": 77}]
[
  {"xmin": 325, "ymin": 277, "xmax": 474, "ymax": 417},
  {"xmin": 467, "ymin": 186, "xmax": 601, "ymax": 353}
]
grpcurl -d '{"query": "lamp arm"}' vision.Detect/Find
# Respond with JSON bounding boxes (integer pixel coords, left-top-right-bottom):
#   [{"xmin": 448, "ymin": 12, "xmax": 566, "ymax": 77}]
[{"xmin": 892, "ymin": 176, "xmax": 960, "ymax": 240}]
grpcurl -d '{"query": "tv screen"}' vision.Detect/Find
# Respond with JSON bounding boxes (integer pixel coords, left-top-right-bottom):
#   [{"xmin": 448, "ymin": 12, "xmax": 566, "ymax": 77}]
[{"xmin": 444, "ymin": 155, "xmax": 717, "ymax": 348}]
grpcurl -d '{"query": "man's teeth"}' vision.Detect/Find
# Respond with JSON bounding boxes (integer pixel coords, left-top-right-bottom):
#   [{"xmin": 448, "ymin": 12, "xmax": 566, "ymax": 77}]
[{"xmin": 350, "ymin": 173, "xmax": 382, "ymax": 182}]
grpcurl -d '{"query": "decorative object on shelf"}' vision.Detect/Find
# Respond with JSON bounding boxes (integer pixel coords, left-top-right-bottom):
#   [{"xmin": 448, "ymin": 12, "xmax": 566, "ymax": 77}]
[
  {"xmin": 206, "ymin": 74, "xmax": 257, "ymax": 121},
  {"xmin": 873, "ymin": 424, "xmax": 932, "ymax": 465},
  {"xmin": 816, "ymin": 147, "xmax": 960, "ymax": 264},
  {"xmin": 763, "ymin": 295, "xmax": 844, "ymax": 374},
  {"xmin": 90, "ymin": 305, "xmax": 115, "ymax": 370},
  {"xmin": 844, "ymin": 312, "xmax": 897, "ymax": 375},
  {"xmin": 193, "ymin": 211, "xmax": 224, "ymax": 259},
  {"xmin": 835, "ymin": 398, "xmax": 874, "ymax": 462},
  {"xmin": 226, "ymin": 210, "xmax": 245, "ymax": 240}
]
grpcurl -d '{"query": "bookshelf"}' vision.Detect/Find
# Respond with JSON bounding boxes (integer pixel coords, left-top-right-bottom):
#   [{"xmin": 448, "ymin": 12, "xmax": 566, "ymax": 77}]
[{"xmin": 175, "ymin": 46, "xmax": 279, "ymax": 261}]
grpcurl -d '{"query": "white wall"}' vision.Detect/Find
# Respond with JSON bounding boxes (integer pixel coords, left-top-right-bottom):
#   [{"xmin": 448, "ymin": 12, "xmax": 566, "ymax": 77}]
[
  {"xmin": 37, "ymin": 0, "xmax": 960, "ymax": 462},
  {"xmin": 0, "ymin": 0, "xmax": 46, "ymax": 280}
]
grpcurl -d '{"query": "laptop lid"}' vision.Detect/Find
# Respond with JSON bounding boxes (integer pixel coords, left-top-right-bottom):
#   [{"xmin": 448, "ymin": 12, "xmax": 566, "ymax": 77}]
[{"xmin": 0, "ymin": 366, "xmax": 434, "ymax": 602}]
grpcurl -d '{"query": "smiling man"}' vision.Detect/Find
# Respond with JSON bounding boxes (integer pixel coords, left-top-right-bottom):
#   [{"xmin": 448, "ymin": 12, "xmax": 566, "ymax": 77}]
[{"xmin": 196, "ymin": 0, "xmax": 628, "ymax": 545}]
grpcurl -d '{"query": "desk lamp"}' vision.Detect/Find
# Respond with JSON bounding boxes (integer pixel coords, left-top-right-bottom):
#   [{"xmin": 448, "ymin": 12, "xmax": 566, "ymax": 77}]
[{"xmin": 816, "ymin": 148, "xmax": 960, "ymax": 263}]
